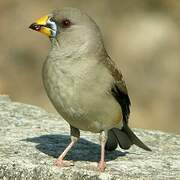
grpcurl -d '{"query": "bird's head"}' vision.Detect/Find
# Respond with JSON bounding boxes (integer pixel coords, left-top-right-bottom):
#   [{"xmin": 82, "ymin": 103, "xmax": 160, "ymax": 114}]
[{"xmin": 29, "ymin": 8, "xmax": 104, "ymax": 55}]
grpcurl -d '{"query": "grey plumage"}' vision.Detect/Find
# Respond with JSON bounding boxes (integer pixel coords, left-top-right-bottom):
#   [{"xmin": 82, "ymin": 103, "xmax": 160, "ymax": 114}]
[{"xmin": 29, "ymin": 7, "xmax": 151, "ymax": 171}]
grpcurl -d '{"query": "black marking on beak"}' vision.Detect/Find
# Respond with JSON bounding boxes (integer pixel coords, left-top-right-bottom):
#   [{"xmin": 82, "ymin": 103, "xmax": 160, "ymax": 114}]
[{"xmin": 29, "ymin": 23, "xmax": 42, "ymax": 31}]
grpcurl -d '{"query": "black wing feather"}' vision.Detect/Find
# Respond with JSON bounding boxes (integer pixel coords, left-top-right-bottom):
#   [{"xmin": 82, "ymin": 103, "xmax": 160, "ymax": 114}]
[
  {"xmin": 111, "ymin": 84, "xmax": 131, "ymax": 123},
  {"xmin": 102, "ymin": 56, "xmax": 131, "ymax": 123},
  {"xmin": 103, "ymin": 56, "xmax": 151, "ymax": 151}
]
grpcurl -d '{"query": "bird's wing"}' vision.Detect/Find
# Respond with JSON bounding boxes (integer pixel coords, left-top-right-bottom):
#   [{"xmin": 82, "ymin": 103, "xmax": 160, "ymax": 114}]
[
  {"xmin": 104, "ymin": 56, "xmax": 152, "ymax": 152},
  {"xmin": 103, "ymin": 56, "xmax": 131, "ymax": 123}
]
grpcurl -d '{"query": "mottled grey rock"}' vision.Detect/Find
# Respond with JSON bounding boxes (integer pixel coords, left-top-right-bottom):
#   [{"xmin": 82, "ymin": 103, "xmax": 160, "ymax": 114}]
[
  {"xmin": 0, "ymin": 95, "xmax": 11, "ymax": 102},
  {"xmin": 0, "ymin": 96, "xmax": 179, "ymax": 180}
]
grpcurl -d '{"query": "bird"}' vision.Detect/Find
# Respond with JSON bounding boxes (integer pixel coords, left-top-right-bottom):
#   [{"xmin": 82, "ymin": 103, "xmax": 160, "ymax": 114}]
[{"xmin": 29, "ymin": 7, "xmax": 151, "ymax": 172}]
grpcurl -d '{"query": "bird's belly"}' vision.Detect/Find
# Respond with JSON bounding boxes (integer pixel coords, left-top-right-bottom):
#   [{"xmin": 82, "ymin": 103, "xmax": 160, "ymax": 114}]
[
  {"xmin": 69, "ymin": 101, "xmax": 122, "ymax": 133},
  {"xmin": 43, "ymin": 59, "xmax": 122, "ymax": 132},
  {"xmin": 44, "ymin": 78, "xmax": 122, "ymax": 132},
  {"xmin": 57, "ymin": 94, "xmax": 122, "ymax": 133}
]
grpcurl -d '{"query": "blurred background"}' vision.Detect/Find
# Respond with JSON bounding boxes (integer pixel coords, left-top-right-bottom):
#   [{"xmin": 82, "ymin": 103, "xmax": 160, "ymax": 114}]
[{"xmin": 0, "ymin": 0, "xmax": 180, "ymax": 134}]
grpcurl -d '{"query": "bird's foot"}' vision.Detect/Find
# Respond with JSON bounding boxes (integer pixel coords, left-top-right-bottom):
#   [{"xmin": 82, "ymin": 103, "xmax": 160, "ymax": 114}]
[
  {"xmin": 97, "ymin": 161, "xmax": 106, "ymax": 172},
  {"xmin": 54, "ymin": 159, "xmax": 74, "ymax": 167}
]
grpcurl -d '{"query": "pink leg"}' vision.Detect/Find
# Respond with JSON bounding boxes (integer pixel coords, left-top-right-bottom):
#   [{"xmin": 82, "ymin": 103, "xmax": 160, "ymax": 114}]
[
  {"xmin": 97, "ymin": 130, "xmax": 108, "ymax": 172},
  {"xmin": 54, "ymin": 126, "xmax": 80, "ymax": 167}
]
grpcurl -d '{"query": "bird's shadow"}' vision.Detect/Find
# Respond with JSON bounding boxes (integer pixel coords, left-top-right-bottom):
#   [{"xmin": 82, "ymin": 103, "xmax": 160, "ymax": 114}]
[{"xmin": 24, "ymin": 134, "xmax": 128, "ymax": 162}]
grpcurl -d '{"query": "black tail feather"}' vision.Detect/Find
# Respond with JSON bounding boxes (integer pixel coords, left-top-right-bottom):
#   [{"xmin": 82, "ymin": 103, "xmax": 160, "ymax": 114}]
[
  {"xmin": 112, "ymin": 128, "xmax": 132, "ymax": 150},
  {"xmin": 105, "ymin": 129, "xmax": 118, "ymax": 151},
  {"xmin": 105, "ymin": 125, "xmax": 151, "ymax": 151},
  {"xmin": 122, "ymin": 123, "xmax": 151, "ymax": 151}
]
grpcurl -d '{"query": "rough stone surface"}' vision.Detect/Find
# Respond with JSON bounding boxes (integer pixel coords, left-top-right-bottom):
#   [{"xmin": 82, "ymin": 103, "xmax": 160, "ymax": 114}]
[{"xmin": 0, "ymin": 96, "xmax": 179, "ymax": 180}]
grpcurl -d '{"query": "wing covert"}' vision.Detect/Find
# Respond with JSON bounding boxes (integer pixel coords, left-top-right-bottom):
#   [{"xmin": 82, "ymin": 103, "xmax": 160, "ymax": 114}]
[{"xmin": 103, "ymin": 56, "xmax": 131, "ymax": 123}]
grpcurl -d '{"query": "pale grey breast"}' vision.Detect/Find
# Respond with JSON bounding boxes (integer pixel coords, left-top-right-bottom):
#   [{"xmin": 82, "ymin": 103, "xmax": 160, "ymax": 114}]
[{"xmin": 42, "ymin": 54, "xmax": 122, "ymax": 132}]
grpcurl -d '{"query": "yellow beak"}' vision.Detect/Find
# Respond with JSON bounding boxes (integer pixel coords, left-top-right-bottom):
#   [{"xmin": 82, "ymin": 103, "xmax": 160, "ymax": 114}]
[{"xmin": 29, "ymin": 15, "xmax": 51, "ymax": 37}]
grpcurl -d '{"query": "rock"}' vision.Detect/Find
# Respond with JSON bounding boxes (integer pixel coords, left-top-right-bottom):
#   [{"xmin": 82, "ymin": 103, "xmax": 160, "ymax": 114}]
[
  {"xmin": 0, "ymin": 95, "xmax": 11, "ymax": 102},
  {"xmin": 0, "ymin": 96, "xmax": 179, "ymax": 180}
]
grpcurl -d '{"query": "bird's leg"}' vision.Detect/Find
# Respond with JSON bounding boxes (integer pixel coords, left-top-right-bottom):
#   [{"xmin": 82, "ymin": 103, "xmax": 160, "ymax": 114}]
[
  {"xmin": 97, "ymin": 130, "xmax": 108, "ymax": 172},
  {"xmin": 54, "ymin": 125, "xmax": 80, "ymax": 167}
]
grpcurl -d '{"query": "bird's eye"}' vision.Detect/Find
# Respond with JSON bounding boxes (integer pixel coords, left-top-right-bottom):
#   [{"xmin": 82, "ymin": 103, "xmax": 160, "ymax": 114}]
[{"xmin": 62, "ymin": 19, "xmax": 71, "ymax": 28}]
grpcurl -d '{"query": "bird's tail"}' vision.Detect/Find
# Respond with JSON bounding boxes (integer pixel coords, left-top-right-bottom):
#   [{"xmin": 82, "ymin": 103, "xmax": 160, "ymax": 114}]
[{"xmin": 105, "ymin": 124, "xmax": 151, "ymax": 151}]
